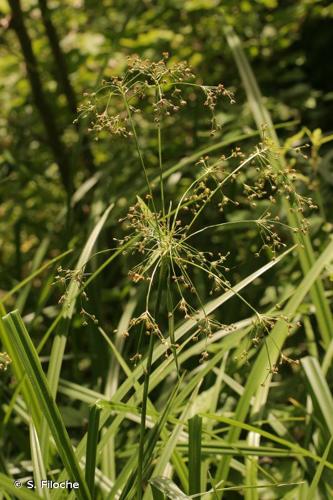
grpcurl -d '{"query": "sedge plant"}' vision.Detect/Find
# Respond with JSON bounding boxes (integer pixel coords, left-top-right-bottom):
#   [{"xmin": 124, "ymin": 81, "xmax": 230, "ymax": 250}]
[
  {"xmin": 0, "ymin": 56, "xmax": 326, "ymax": 500},
  {"xmin": 78, "ymin": 55, "xmax": 319, "ymax": 498}
]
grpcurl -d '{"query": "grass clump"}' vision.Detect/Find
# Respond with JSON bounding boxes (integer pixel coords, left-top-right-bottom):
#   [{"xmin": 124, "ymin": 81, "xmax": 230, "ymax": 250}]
[{"xmin": 0, "ymin": 52, "xmax": 332, "ymax": 500}]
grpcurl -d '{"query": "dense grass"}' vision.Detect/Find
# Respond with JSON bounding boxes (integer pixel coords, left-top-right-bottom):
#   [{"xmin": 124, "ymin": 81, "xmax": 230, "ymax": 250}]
[{"xmin": 1, "ymin": 7, "xmax": 333, "ymax": 500}]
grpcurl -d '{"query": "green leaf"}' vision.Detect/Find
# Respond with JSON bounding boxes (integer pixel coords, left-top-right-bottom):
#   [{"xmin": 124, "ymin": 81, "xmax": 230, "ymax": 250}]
[
  {"xmin": 188, "ymin": 415, "xmax": 202, "ymax": 496},
  {"xmin": 1, "ymin": 311, "xmax": 91, "ymax": 500},
  {"xmin": 29, "ymin": 424, "xmax": 51, "ymax": 500},
  {"xmin": 151, "ymin": 484, "xmax": 166, "ymax": 500},
  {"xmin": 149, "ymin": 477, "xmax": 190, "ymax": 500},
  {"xmin": 101, "ymin": 295, "xmax": 138, "ymax": 481},
  {"xmin": 41, "ymin": 204, "xmax": 113, "ymax": 460},
  {"xmin": 51, "ymin": 247, "xmax": 293, "ymax": 491},
  {"xmin": 117, "ymin": 375, "xmax": 184, "ymax": 500},
  {"xmin": 148, "ymin": 383, "xmax": 202, "ymax": 496},
  {"xmin": 223, "ymin": 23, "xmax": 333, "ymax": 349},
  {"xmin": 0, "ymin": 473, "xmax": 43, "ymax": 500},
  {"xmin": 0, "ymin": 248, "xmax": 72, "ymax": 306},
  {"xmin": 301, "ymin": 357, "xmax": 333, "ymax": 438},
  {"xmin": 85, "ymin": 404, "xmax": 101, "ymax": 497},
  {"xmin": 214, "ymin": 237, "xmax": 333, "ymax": 491},
  {"xmin": 203, "ymin": 414, "xmax": 333, "ymax": 469},
  {"xmin": 306, "ymin": 437, "xmax": 333, "ymax": 499}
]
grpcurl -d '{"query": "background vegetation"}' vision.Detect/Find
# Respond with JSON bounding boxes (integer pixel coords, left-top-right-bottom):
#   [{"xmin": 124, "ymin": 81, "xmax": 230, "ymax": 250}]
[{"xmin": 0, "ymin": 0, "xmax": 333, "ymax": 499}]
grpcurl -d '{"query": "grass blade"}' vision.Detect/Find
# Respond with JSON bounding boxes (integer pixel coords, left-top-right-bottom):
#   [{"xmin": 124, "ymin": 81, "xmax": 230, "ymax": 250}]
[
  {"xmin": 223, "ymin": 23, "xmax": 333, "ymax": 348},
  {"xmin": 0, "ymin": 472, "xmax": 43, "ymax": 500},
  {"xmin": 188, "ymin": 415, "xmax": 202, "ymax": 497},
  {"xmin": 16, "ymin": 237, "xmax": 50, "ymax": 313},
  {"xmin": 151, "ymin": 484, "xmax": 166, "ymax": 500},
  {"xmin": 102, "ymin": 294, "xmax": 138, "ymax": 481},
  {"xmin": 41, "ymin": 204, "xmax": 113, "ymax": 460},
  {"xmin": 85, "ymin": 404, "xmax": 101, "ymax": 497},
  {"xmin": 306, "ymin": 437, "xmax": 333, "ymax": 499},
  {"xmin": 46, "ymin": 203, "xmax": 113, "ymax": 397},
  {"xmin": 0, "ymin": 248, "xmax": 72, "ymax": 306},
  {"xmin": 1, "ymin": 310, "xmax": 91, "ymax": 500},
  {"xmin": 29, "ymin": 423, "xmax": 51, "ymax": 500},
  {"xmin": 244, "ymin": 384, "xmax": 269, "ymax": 500},
  {"xmin": 213, "ymin": 237, "xmax": 333, "ymax": 494},
  {"xmin": 0, "ymin": 307, "xmax": 42, "ymax": 432},
  {"xmin": 147, "ymin": 383, "xmax": 202, "ymax": 497},
  {"xmin": 149, "ymin": 477, "xmax": 190, "ymax": 500},
  {"xmin": 49, "ymin": 249, "xmax": 293, "ymax": 491},
  {"xmin": 203, "ymin": 414, "xmax": 333, "ymax": 470},
  {"xmin": 117, "ymin": 374, "xmax": 183, "ymax": 500},
  {"xmin": 301, "ymin": 356, "xmax": 333, "ymax": 437}
]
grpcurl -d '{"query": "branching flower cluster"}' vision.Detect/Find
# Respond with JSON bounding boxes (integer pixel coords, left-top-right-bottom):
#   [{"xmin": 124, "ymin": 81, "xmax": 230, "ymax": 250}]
[
  {"xmin": 78, "ymin": 54, "xmax": 235, "ymax": 137},
  {"xmin": 114, "ymin": 144, "xmax": 293, "ymax": 360},
  {"xmin": 235, "ymin": 313, "xmax": 301, "ymax": 383},
  {"xmin": 52, "ymin": 266, "xmax": 97, "ymax": 326},
  {"xmin": 77, "ymin": 56, "xmax": 316, "ymax": 370}
]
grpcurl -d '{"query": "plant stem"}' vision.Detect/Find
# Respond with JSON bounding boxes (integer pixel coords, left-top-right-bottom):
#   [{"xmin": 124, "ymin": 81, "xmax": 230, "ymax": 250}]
[
  {"xmin": 122, "ymin": 92, "xmax": 156, "ymax": 209},
  {"xmin": 156, "ymin": 87, "xmax": 166, "ymax": 218},
  {"xmin": 158, "ymin": 123, "xmax": 165, "ymax": 218},
  {"xmin": 167, "ymin": 266, "xmax": 179, "ymax": 376},
  {"xmin": 137, "ymin": 261, "xmax": 166, "ymax": 499}
]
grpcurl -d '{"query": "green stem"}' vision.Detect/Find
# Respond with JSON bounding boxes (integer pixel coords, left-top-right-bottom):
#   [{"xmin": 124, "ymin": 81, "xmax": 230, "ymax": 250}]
[
  {"xmin": 122, "ymin": 91, "xmax": 156, "ymax": 210},
  {"xmin": 137, "ymin": 261, "xmax": 167, "ymax": 499},
  {"xmin": 158, "ymin": 123, "xmax": 165, "ymax": 218},
  {"xmin": 167, "ymin": 267, "xmax": 179, "ymax": 376},
  {"xmin": 156, "ymin": 86, "xmax": 165, "ymax": 218}
]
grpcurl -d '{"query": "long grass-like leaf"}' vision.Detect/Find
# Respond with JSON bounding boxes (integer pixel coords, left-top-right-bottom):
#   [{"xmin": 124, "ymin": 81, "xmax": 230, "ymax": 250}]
[
  {"xmin": 214, "ymin": 237, "xmax": 333, "ymax": 494},
  {"xmin": 149, "ymin": 477, "xmax": 190, "ymax": 500},
  {"xmin": 301, "ymin": 356, "xmax": 333, "ymax": 438},
  {"xmin": 223, "ymin": 23, "xmax": 333, "ymax": 348},
  {"xmin": 51, "ymin": 249, "xmax": 292, "ymax": 492},
  {"xmin": 0, "ymin": 472, "xmax": 43, "ymax": 500},
  {"xmin": 151, "ymin": 484, "xmax": 166, "ymax": 500},
  {"xmin": 29, "ymin": 424, "xmax": 51, "ymax": 500},
  {"xmin": 117, "ymin": 374, "xmax": 183, "ymax": 500},
  {"xmin": 306, "ymin": 437, "xmax": 333, "ymax": 500},
  {"xmin": 85, "ymin": 404, "xmax": 101, "ymax": 497},
  {"xmin": 41, "ymin": 204, "xmax": 113, "ymax": 460},
  {"xmin": 203, "ymin": 414, "xmax": 333, "ymax": 470},
  {"xmin": 0, "ymin": 249, "xmax": 72, "ymax": 306},
  {"xmin": 1, "ymin": 311, "xmax": 91, "ymax": 500},
  {"xmin": 146, "ymin": 383, "xmax": 202, "ymax": 497},
  {"xmin": 0, "ymin": 306, "xmax": 42, "ymax": 433},
  {"xmin": 188, "ymin": 415, "xmax": 202, "ymax": 497},
  {"xmin": 16, "ymin": 238, "xmax": 50, "ymax": 313},
  {"xmin": 101, "ymin": 294, "xmax": 137, "ymax": 481}
]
